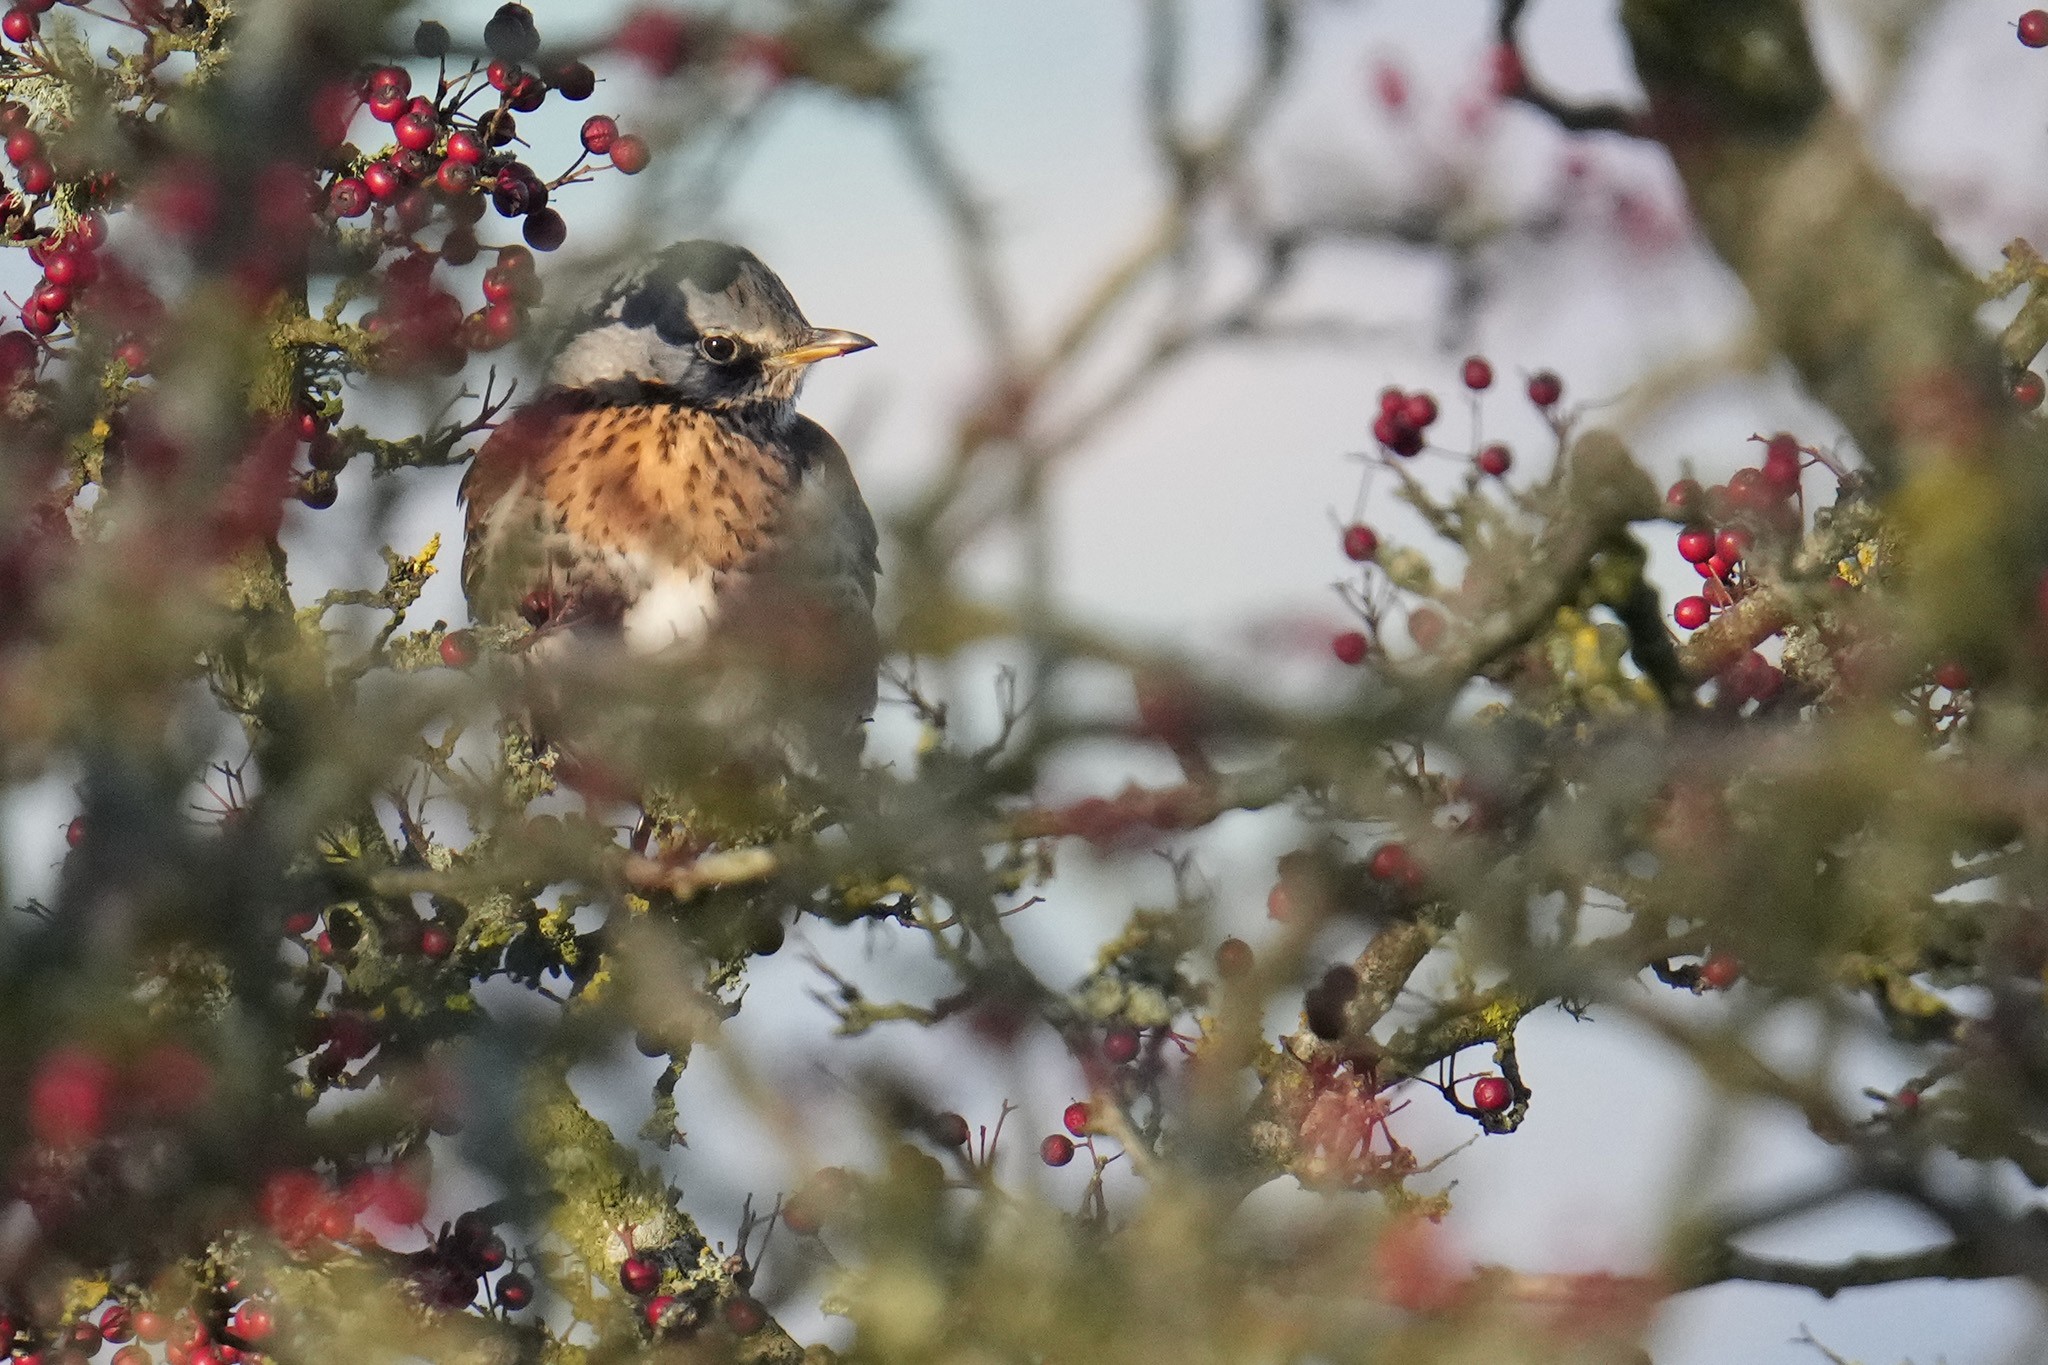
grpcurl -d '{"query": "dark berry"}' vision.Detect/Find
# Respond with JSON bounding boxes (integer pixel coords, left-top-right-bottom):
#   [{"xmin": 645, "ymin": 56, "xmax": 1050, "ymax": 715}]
[
  {"xmin": 1332, "ymin": 630, "xmax": 1368, "ymax": 665},
  {"xmin": 722, "ymin": 1298, "xmax": 765, "ymax": 1335},
  {"xmin": 495, "ymin": 1274, "xmax": 532, "ymax": 1310},
  {"xmin": 1102, "ymin": 1027, "xmax": 1141, "ymax": 1065},
  {"xmin": 929, "ymin": 1111, "xmax": 970, "ymax": 1147},
  {"xmin": 1341, "ymin": 524, "xmax": 1378, "ymax": 561},
  {"xmin": 550, "ymin": 60, "xmax": 596, "ymax": 100},
  {"xmin": 1462, "ymin": 356, "xmax": 1493, "ymax": 390},
  {"xmin": 1471, "ymin": 1076, "xmax": 1512, "ymax": 1112},
  {"xmin": 1526, "ymin": 370, "xmax": 1563, "ymax": 407},
  {"xmin": 413, "ymin": 20, "xmax": 450, "ymax": 57},
  {"xmin": 484, "ymin": 3, "xmax": 540, "ymax": 62},
  {"xmin": 420, "ymin": 923, "xmax": 454, "ymax": 958},
  {"xmin": 521, "ymin": 207, "xmax": 566, "ymax": 252},
  {"xmin": 1039, "ymin": 1133, "xmax": 1076, "ymax": 1166},
  {"xmin": 17, "ymin": 158, "xmax": 51, "ymax": 195},
  {"xmin": 487, "ymin": 59, "xmax": 519, "ymax": 91},
  {"xmin": 2015, "ymin": 371, "xmax": 2045, "ymax": 409}
]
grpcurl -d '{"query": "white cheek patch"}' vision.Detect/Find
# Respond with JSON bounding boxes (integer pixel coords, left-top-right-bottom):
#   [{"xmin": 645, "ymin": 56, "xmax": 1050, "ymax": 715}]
[{"xmin": 621, "ymin": 565, "xmax": 720, "ymax": 654}]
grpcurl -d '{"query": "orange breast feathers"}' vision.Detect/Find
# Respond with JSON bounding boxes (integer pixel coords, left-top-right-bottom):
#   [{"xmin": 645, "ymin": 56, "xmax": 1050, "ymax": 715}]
[{"xmin": 459, "ymin": 398, "xmax": 797, "ymax": 625}]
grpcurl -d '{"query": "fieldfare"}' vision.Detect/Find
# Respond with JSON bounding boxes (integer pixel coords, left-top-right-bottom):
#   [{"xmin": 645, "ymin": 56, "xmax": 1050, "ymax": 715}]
[{"xmin": 460, "ymin": 239, "xmax": 880, "ymax": 767}]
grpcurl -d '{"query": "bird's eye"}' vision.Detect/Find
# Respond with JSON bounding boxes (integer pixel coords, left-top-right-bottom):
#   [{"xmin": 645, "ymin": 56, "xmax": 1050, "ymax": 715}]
[{"xmin": 698, "ymin": 334, "xmax": 741, "ymax": 365}]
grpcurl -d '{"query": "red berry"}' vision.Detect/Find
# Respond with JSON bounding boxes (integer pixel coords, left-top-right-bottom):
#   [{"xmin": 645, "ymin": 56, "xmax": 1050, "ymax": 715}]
[
  {"xmin": 1665, "ymin": 478, "xmax": 1702, "ymax": 515},
  {"xmin": 65, "ymin": 814, "xmax": 83, "ymax": 847},
  {"xmin": 1039, "ymin": 1133, "xmax": 1076, "ymax": 1167},
  {"xmin": 497, "ymin": 244, "xmax": 536, "ymax": 274},
  {"xmin": 444, "ymin": 131, "xmax": 483, "ymax": 166},
  {"xmin": 1462, "ymin": 356, "xmax": 1493, "ymax": 391},
  {"xmin": 393, "ymin": 109, "xmax": 438, "ymax": 151},
  {"xmin": 621, "ymin": 1255, "xmax": 660, "ymax": 1295},
  {"xmin": 643, "ymin": 1295, "xmax": 675, "ymax": 1331},
  {"xmin": 419, "ymin": 923, "xmax": 455, "ymax": 959},
  {"xmin": 2015, "ymin": 371, "xmax": 2046, "ymax": 409},
  {"xmin": 1714, "ymin": 527, "xmax": 1751, "ymax": 563},
  {"xmin": 362, "ymin": 161, "xmax": 401, "ymax": 202},
  {"xmin": 1367, "ymin": 842, "xmax": 1415, "ymax": 884},
  {"xmin": 1402, "ymin": 392, "xmax": 1438, "ymax": 429},
  {"xmin": 33, "ymin": 280, "xmax": 67, "ymax": 315},
  {"xmin": 227, "ymin": 1304, "xmax": 271, "ymax": 1345},
  {"xmin": 1342, "ymin": 524, "xmax": 1379, "ymax": 561},
  {"xmin": 1699, "ymin": 952, "xmax": 1741, "ymax": 990},
  {"xmin": 366, "ymin": 65, "xmax": 410, "ymax": 102},
  {"xmin": 2, "ymin": 9, "xmax": 39, "ymax": 43},
  {"xmin": 1698, "ymin": 554, "xmax": 1732, "ymax": 580},
  {"xmin": 1332, "ymin": 630, "xmax": 1369, "ymax": 665},
  {"xmin": 1062, "ymin": 1101, "xmax": 1091, "ymax": 1137},
  {"xmin": 1475, "ymin": 443, "xmax": 1511, "ymax": 477},
  {"xmin": 1673, "ymin": 596, "xmax": 1711, "ymax": 630},
  {"xmin": 507, "ymin": 75, "xmax": 546, "ymax": 113},
  {"xmin": 1471, "ymin": 1076, "xmax": 1512, "ymax": 1112},
  {"xmin": 328, "ymin": 176, "xmax": 370, "ymax": 217},
  {"xmin": 609, "ymin": 133, "xmax": 651, "ymax": 174},
  {"xmin": 580, "ymin": 114, "xmax": 618, "ymax": 155},
  {"xmin": 435, "ymin": 159, "xmax": 476, "ymax": 196},
  {"xmin": 133, "ymin": 1315, "xmax": 168, "ymax": 1346},
  {"xmin": 487, "ymin": 58, "xmax": 519, "ymax": 91},
  {"xmin": 1215, "ymin": 937, "xmax": 1254, "ymax": 978},
  {"xmin": 614, "ymin": 7, "xmax": 691, "ymax": 75},
  {"xmin": 1934, "ymin": 660, "xmax": 1971, "ymax": 692},
  {"xmin": 3, "ymin": 128, "xmax": 36, "ymax": 164},
  {"xmin": 99, "ymin": 1308, "xmax": 132, "ymax": 1344},
  {"xmin": 113, "ymin": 1348, "xmax": 148, "ymax": 1365},
  {"xmin": 17, "ymin": 157, "xmax": 51, "ymax": 195},
  {"xmin": 1378, "ymin": 387, "xmax": 1406, "ymax": 417},
  {"xmin": 1526, "ymin": 370, "xmax": 1563, "ymax": 407},
  {"xmin": 1102, "ymin": 1027, "xmax": 1141, "ymax": 1064},
  {"xmin": 2022, "ymin": 10, "xmax": 2048, "ymax": 46},
  {"xmin": 1372, "ymin": 411, "xmax": 1422, "ymax": 456}
]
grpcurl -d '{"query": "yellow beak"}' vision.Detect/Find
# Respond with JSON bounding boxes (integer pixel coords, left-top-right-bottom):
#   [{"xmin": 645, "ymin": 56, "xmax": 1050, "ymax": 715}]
[{"xmin": 775, "ymin": 328, "xmax": 877, "ymax": 367}]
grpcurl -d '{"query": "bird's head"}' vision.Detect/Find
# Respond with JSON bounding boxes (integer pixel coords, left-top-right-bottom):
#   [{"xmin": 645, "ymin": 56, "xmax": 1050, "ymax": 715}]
[{"xmin": 546, "ymin": 239, "xmax": 873, "ymax": 413}]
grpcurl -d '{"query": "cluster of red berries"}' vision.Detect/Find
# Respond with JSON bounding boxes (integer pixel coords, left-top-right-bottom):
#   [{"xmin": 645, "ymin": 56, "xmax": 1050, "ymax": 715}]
[
  {"xmin": 2021, "ymin": 9, "xmax": 2048, "ymax": 46},
  {"xmin": 21, "ymin": 1298, "xmax": 276, "ymax": 1365},
  {"xmin": 1664, "ymin": 432, "xmax": 1805, "ymax": 636},
  {"xmin": 1041, "ymin": 1099, "xmax": 1101, "ymax": 1167}
]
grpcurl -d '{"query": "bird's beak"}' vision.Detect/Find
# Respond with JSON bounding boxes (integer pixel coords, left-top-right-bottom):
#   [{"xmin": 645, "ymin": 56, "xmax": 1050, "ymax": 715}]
[{"xmin": 775, "ymin": 328, "xmax": 876, "ymax": 367}]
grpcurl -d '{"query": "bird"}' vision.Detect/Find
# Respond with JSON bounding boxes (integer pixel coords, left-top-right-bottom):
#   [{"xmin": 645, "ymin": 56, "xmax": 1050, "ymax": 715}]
[{"xmin": 458, "ymin": 239, "xmax": 881, "ymax": 771}]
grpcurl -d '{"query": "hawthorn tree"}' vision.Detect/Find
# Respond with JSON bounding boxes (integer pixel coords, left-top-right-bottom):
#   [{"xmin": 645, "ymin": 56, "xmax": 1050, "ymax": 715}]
[{"xmin": 4, "ymin": 1, "xmax": 2048, "ymax": 1363}]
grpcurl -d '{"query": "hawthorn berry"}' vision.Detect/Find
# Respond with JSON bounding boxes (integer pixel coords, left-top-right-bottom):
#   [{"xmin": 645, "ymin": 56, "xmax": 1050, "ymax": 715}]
[
  {"xmin": 1714, "ymin": 527, "xmax": 1751, "ymax": 564},
  {"xmin": 444, "ymin": 130, "xmax": 483, "ymax": 165},
  {"xmin": 413, "ymin": 19, "xmax": 450, "ymax": 57},
  {"xmin": 507, "ymin": 75, "xmax": 546, "ymax": 113},
  {"xmin": 1102, "ymin": 1027, "xmax": 1141, "ymax": 1064},
  {"xmin": 1665, "ymin": 477, "xmax": 1702, "ymax": 515},
  {"xmin": 1934, "ymin": 660, "xmax": 1971, "ymax": 692},
  {"xmin": 1342, "ymin": 523, "xmax": 1379, "ymax": 561},
  {"xmin": 620, "ymin": 1255, "xmax": 660, "ymax": 1296},
  {"xmin": 1471, "ymin": 1076, "xmax": 1512, "ymax": 1112},
  {"xmin": 642, "ymin": 1295, "xmax": 676, "ymax": 1332},
  {"xmin": 1476, "ymin": 443, "xmax": 1511, "ymax": 477},
  {"xmin": 614, "ymin": 7, "xmax": 692, "ymax": 75},
  {"xmin": 226, "ymin": 1304, "xmax": 271, "ymax": 1345},
  {"xmin": 580, "ymin": 114, "xmax": 619, "ymax": 155},
  {"xmin": 1402, "ymin": 392, "xmax": 1439, "ymax": 429},
  {"xmin": 1462, "ymin": 356, "xmax": 1493, "ymax": 390},
  {"xmin": 4, "ymin": 128, "xmax": 36, "ymax": 164},
  {"xmin": 112, "ymin": 1348, "xmax": 147, "ymax": 1365},
  {"xmin": 99, "ymin": 1308, "xmax": 132, "ymax": 1344},
  {"xmin": 1063, "ymin": 1101, "xmax": 1091, "ymax": 1137},
  {"xmin": 522, "ymin": 207, "xmax": 567, "ymax": 252},
  {"xmin": 1373, "ymin": 410, "xmax": 1424, "ymax": 456},
  {"xmin": 1699, "ymin": 952, "xmax": 1741, "ymax": 990},
  {"xmin": 133, "ymin": 1315, "xmax": 168, "ymax": 1346},
  {"xmin": 1367, "ymin": 841, "xmax": 1416, "ymax": 884},
  {"xmin": 610, "ymin": 133, "xmax": 651, "ymax": 174},
  {"xmin": 17, "ymin": 157, "xmax": 51, "ymax": 194},
  {"xmin": 2, "ymin": 9, "xmax": 40, "ymax": 44},
  {"xmin": 485, "ymin": 3, "xmax": 541, "ymax": 63},
  {"xmin": 362, "ymin": 161, "xmax": 402, "ymax": 201},
  {"xmin": 2022, "ymin": 10, "xmax": 2048, "ymax": 46},
  {"xmin": 1526, "ymin": 370, "xmax": 1563, "ymax": 407},
  {"xmin": 550, "ymin": 60, "xmax": 596, "ymax": 100},
  {"xmin": 1215, "ymin": 936, "xmax": 1254, "ymax": 978},
  {"xmin": 1673, "ymin": 596, "xmax": 1711, "ymax": 630},
  {"xmin": 65, "ymin": 814, "xmax": 83, "ymax": 847},
  {"xmin": 1039, "ymin": 1133, "xmax": 1076, "ymax": 1166},
  {"xmin": 393, "ymin": 109, "xmax": 439, "ymax": 152},
  {"xmin": 722, "ymin": 1298, "xmax": 766, "ymax": 1335},
  {"xmin": 2015, "ymin": 371, "xmax": 2045, "ymax": 409},
  {"xmin": 930, "ymin": 1111, "xmax": 970, "ymax": 1146},
  {"xmin": 1332, "ymin": 630, "xmax": 1369, "ymax": 665},
  {"xmin": 1675, "ymin": 528, "xmax": 1714, "ymax": 564},
  {"xmin": 420, "ymin": 923, "xmax": 455, "ymax": 958},
  {"xmin": 496, "ymin": 1273, "xmax": 534, "ymax": 1310}
]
